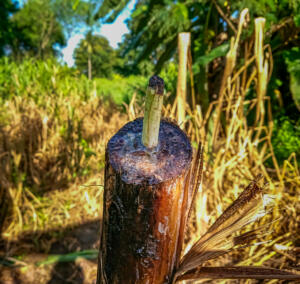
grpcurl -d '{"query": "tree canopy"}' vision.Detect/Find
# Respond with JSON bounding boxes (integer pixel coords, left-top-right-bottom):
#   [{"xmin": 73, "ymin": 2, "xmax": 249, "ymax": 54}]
[
  {"xmin": 11, "ymin": 0, "xmax": 65, "ymax": 59},
  {"xmin": 1, "ymin": 0, "xmax": 100, "ymax": 60}
]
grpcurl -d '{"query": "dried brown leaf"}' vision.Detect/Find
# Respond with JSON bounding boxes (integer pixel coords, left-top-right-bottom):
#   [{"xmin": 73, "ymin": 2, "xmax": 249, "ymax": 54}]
[
  {"xmin": 177, "ymin": 176, "xmax": 266, "ymax": 275},
  {"xmin": 177, "ymin": 266, "xmax": 300, "ymax": 281}
]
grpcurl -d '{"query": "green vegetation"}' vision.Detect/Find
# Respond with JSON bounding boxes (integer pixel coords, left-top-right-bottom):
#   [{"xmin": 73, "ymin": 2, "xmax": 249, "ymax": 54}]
[
  {"xmin": 0, "ymin": 0, "xmax": 17, "ymax": 56},
  {"xmin": 283, "ymin": 47, "xmax": 300, "ymax": 111},
  {"xmin": 36, "ymin": 250, "xmax": 98, "ymax": 266},
  {"xmin": 0, "ymin": 57, "xmax": 146, "ymax": 105},
  {"xmin": 272, "ymin": 116, "xmax": 300, "ymax": 163},
  {"xmin": 0, "ymin": 58, "xmax": 145, "ymax": 216}
]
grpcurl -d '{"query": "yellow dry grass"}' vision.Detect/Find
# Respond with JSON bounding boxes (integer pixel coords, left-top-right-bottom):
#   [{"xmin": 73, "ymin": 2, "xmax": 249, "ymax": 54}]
[{"xmin": 0, "ymin": 94, "xmax": 125, "ymax": 241}]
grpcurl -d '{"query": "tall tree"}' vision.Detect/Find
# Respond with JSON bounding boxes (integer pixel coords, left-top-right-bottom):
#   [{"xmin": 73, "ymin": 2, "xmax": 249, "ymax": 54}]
[
  {"xmin": 75, "ymin": 0, "xmax": 108, "ymax": 80},
  {"xmin": 74, "ymin": 34, "xmax": 117, "ymax": 79},
  {"xmin": 76, "ymin": 0, "xmax": 101, "ymax": 80}
]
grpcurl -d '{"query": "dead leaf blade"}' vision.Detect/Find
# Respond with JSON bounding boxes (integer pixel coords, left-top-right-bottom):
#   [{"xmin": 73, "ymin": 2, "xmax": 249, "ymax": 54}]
[{"xmin": 177, "ymin": 266, "xmax": 300, "ymax": 281}]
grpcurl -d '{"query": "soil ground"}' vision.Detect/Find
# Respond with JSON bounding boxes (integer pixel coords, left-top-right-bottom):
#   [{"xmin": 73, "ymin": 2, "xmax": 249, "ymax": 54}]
[
  {"xmin": 0, "ymin": 176, "xmax": 103, "ymax": 284},
  {"xmin": 0, "ymin": 220, "xmax": 100, "ymax": 284}
]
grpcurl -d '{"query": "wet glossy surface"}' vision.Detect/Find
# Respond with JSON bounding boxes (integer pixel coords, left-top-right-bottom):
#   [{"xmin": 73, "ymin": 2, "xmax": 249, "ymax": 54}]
[
  {"xmin": 100, "ymin": 163, "xmax": 188, "ymax": 284},
  {"xmin": 107, "ymin": 118, "xmax": 192, "ymax": 185}
]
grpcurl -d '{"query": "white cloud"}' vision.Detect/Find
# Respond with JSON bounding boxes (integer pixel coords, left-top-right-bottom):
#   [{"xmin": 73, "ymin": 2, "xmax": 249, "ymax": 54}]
[
  {"xmin": 61, "ymin": 34, "xmax": 84, "ymax": 67},
  {"xmin": 96, "ymin": 21, "xmax": 129, "ymax": 49}
]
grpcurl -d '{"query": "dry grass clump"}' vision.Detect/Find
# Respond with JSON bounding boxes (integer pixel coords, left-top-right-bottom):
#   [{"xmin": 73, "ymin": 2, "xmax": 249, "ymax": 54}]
[{"xmin": 0, "ymin": 93, "xmax": 126, "ymax": 240}]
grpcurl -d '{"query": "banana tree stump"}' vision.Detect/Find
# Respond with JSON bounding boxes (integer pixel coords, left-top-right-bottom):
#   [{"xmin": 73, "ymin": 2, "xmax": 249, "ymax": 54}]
[{"xmin": 97, "ymin": 117, "xmax": 192, "ymax": 283}]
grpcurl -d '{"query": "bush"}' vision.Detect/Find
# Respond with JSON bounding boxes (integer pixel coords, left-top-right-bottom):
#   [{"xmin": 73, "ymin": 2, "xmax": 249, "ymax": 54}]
[{"xmin": 271, "ymin": 116, "xmax": 300, "ymax": 164}]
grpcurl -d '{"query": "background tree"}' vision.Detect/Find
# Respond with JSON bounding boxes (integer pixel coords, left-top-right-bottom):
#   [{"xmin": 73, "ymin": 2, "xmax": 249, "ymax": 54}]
[
  {"xmin": 74, "ymin": 0, "xmax": 103, "ymax": 80},
  {"xmin": 74, "ymin": 34, "xmax": 117, "ymax": 78},
  {"xmin": 5, "ymin": 0, "xmax": 95, "ymax": 60},
  {"xmin": 10, "ymin": 0, "xmax": 65, "ymax": 59},
  {"xmin": 0, "ymin": 0, "xmax": 18, "ymax": 56}
]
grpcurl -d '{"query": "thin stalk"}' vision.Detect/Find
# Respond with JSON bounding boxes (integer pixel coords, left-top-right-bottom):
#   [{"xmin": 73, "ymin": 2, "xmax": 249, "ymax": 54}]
[
  {"xmin": 142, "ymin": 75, "xmax": 164, "ymax": 148},
  {"xmin": 213, "ymin": 0, "xmax": 237, "ymax": 34},
  {"xmin": 254, "ymin": 18, "xmax": 268, "ymax": 140},
  {"xmin": 188, "ymin": 47, "xmax": 196, "ymax": 111}
]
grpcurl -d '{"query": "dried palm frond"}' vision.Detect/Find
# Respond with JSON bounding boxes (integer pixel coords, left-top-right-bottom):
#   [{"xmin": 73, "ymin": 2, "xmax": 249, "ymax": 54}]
[
  {"xmin": 170, "ymin": 175, "xmax": 300, "ymax": 282},
  {"xmin": 176, "ymin": 176, "xmax": 266, "ymax": 275},
  {"xmin": 177, "ymin": 266, "xmax": 300, "ymax": 281}
]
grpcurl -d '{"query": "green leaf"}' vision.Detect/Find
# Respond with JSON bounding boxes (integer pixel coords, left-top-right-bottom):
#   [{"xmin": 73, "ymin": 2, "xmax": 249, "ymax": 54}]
[
  {"xmin": 131, "ymin": 5, "xmax": 147, "ymax": 18},
  {"xmin": 283, "ymin": 47, "xmax": 300, "ymax": 111},
  {"xmin": 36, "ymin": 250, "xmax": 98, "ymax": 266},
  {"xmin": 194, "ymin": 42, "xmax": 229, "ymax": 72},
  {"xmin": 290, "ymin": 72, "xmax": 300, "ymax": 111},
  {"xmin": 0, "ymin": 257, "xmax": 16, "ymax": 267},
  {"xmin": 294, "ymin": 14, "xmax": 300, "ymax": 27}
]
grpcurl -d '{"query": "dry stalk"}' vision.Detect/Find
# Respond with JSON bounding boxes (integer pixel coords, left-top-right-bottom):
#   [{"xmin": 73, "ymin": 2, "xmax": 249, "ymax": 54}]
[
  {"xmin": 176, "ymin": 32, "xmax": 191, "ymax": 127},
  {"xmin": 212, "ymin": 8, "xmax": 249, "ymax": 150},
  {"xmin": 188, "ymin": 46, "xmax": 196, "ymax": 111},
  {"xmin": 254, "ymin": 18, "xmax": 268, "ymax": 142}
]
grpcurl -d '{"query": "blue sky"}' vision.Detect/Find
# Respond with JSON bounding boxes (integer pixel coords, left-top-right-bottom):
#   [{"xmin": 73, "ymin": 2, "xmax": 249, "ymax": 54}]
[{"xmin": 62, "ymin": 0, "xmax": 136, "ymax": 67}]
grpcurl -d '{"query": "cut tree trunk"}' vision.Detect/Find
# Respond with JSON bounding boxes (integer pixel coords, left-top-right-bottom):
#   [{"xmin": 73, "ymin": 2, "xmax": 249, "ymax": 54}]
[{"xmin": 97, "ymin": 117, "xmax": 192, "ymax": 284}]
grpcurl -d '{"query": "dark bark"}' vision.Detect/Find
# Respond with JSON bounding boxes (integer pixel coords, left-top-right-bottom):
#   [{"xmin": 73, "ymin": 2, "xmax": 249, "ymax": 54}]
[{"xmin": 97, "ymin": 118, "xmax": 192, "ymax": 284}]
